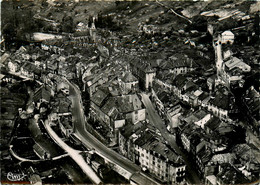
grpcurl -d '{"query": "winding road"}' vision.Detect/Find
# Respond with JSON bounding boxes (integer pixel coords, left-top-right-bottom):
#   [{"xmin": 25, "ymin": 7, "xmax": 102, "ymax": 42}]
[
  {"xmin": 65, "ymin": 78, "xmax": 160, "ymax": 185},
  {"xmin": 42, "ymin": 120, "xmax": 102, "ymax": 185}
]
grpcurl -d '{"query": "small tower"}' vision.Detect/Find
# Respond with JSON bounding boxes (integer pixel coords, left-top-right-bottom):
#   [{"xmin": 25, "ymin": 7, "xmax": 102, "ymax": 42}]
[
  {"xmin": 215, "ymin": 35, "xmax": 224, "ymax": 77},
  {"xmin": 90, "ymin": 16, "xmax": 97, "ymax": 42}
]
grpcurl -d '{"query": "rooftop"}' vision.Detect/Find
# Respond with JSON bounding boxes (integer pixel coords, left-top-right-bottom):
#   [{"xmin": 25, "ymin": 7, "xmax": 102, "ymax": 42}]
[
  {"xmin": 91, "ymin": 88, "xmax": 110, "ymax": 107},
  {"xmin": 216, "ymin": 163, "xmax": 248, "ymax": 184},
  {"xmin": 205, "ymin": 116, "xmax": 222, "ymax": 131},
  {"xmin": 121, "ymin": 72, "xmax": 138, "ymax": 83},
  {"xmin": 135, "ymin": 131, "xmax": 183, "ymax": 165},
  {"xmin": 119, "ymin": 121, "xmax": 144, "ymax": 140}
]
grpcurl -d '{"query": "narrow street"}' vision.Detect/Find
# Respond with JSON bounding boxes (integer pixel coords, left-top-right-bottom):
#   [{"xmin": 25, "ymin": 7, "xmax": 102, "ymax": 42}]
[{"xmin": 141, "ymin": 93, "xmax": 201, "ymax": 184}]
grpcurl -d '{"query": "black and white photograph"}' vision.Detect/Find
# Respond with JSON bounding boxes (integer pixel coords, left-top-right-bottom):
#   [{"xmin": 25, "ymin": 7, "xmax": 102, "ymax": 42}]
[{"xmin": 0, "ymin": 0, "xmax": 260, "ymax": 184}]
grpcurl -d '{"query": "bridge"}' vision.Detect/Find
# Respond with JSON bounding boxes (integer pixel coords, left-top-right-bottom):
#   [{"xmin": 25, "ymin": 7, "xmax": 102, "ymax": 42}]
[
  {"xmin": 9, "ymin": 145, "xmax": 70, "ymax": 162},
  {"xmin": 42, "ymin": 120, "xmax": 102, "ymax": 185}
]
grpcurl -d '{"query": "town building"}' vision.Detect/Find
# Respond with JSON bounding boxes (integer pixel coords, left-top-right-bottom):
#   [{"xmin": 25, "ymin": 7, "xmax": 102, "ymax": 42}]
[
  {"xmin": 90, "ymin": 88, "xmax": 146, "ymax": 135},
  {"xmin": 118, "ymin": 121, "xmax": 147, "ymax": 161},
  {"xmin": 159, "ymin": 53, "xmax": 196, "ymax": 77},
  {"xmin": 214, "ymin": 31, "xmax": 251, "ymax": 89},
  {"xmin": 129, "ymin": 57, "xmax": 156, "ymax": 90},
  {"xmin": 58, "ymin": 115, "xmax": 73, "ymax": 138},
  {"xmin": 134, "ymin": 131, "xmax": 186, "ymax": 183},
  {"xmin": 207, "ymin": 85, "xmax": 237, "ymax": 119},
  {"xmin": 20, "ymin": 62, "xmax": 41, "ymax": 79},
  {"xmin": 33, "ymin": 143, "xmax": 51, "ymax": 160},
  {"xmin": 215, "ymin": 163, "xmax": 249, "ymax": 185},
  {"xmin": 119, "ymin": 71, "xmax": 139, "ymax": 94},
  {"xmin": 221, "ymin": 30, "xmax": 235, "ymax": 45},
  {"xmin": 8, "ymin": 60, "xmax": 20, "ymax": 73},
  {"xmin": 243, "ymin": 86, "xmax": 260, "ymax": 135},
  {"xmin": 33, "ymin": 85, "xmax": 54, "ymax": 109}
]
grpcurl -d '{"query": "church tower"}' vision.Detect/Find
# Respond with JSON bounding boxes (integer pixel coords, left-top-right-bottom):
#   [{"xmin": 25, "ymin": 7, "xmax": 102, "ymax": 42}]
[
  {"xmin": 215, "ymin": 35, "xmax": 224, "ymax": 78},
  {"xmin": 90, "ymin": 16, "xmax": 97, "ymax": 42}
]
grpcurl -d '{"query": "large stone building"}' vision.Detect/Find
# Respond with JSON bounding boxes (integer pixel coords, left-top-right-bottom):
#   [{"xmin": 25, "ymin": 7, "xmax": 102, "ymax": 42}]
[
  {"xmin": 129, "ymin": 57, "xmax": 156, "ymax": 90},
  {"xmin": 134, "ymin": 131, "xmax": 186, "ymax": 183}
]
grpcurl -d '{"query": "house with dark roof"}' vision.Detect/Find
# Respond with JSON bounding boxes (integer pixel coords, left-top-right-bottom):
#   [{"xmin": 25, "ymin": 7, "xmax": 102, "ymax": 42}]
[
  {"xmin": 120, "ymin": 71, "xmax": 139, "ymax": 94},
  {"xmin": 33, "ymin": 85, "xmax": 54, "ymax": 109},
  {"xmin": 207, "ymin": 85, "xmax": 237, "ymax": 120},
  {"xmin": 83, "ymin": 66, "xmax": 110, "ymax": 96},
  {"xmin": 196, "ymin": 146, "xmax": 212, "ymax": 177},
  {"xmin": 204, "ymin": 116, "xmax": 222, "ymax": 135},
  {"xmin": 90, "ymin": 88, "xmax": 111, "ymax": 124},
  {"xmin": 59, "ymin": 115, "xmax": 73, "ymax": 138},
  {"xmin": 160, "ymin": 53, "xmax": 196, "ymax": 77},
  {"xmin": 129, "ymin": 57, "xmax": 156, "ymax": 90},
  {"xmin": 154, "ymin": 71, "xmax": 174, "ymax": 92},
  {"xmin": 33, "ymin": 142, "xmax": 51, "ymax": 160},
  {"xmin": 90, "ymin": 89, "xmax": 146, "ymax": 138},
  {"xmin": 180, "ymin": 123, "xmax": 201, "ymax": 153},
  {"xmin": 232, "ymin": 143, "xmax": 260, "ymax": 181},
  {"xmin": 52, "ymin": 92, "xmax": 72, "ymax": 113},
  {"xmin": 216, "ymin": 163, "xmax": 249, "ymax": 185},
  {"xmin": 118, "ymin": 121, "xmax": 146, "ymax": 161},
  {"xmin": 20, "ymin": 62, "xmax": 41, "ymax": 79},
  {"xmin": 134, "ymin": 131, "xmax": 186, "ymax": 184},
  {"xmin": 243, "ymin": 86, "xmax": 260, "ymax": 136}
]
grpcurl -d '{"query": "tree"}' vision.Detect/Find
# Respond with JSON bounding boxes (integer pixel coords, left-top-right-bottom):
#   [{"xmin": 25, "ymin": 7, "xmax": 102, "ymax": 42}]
[{"xmin": 62, "ymin": 15, "xmax": 75, "ymax": 33}]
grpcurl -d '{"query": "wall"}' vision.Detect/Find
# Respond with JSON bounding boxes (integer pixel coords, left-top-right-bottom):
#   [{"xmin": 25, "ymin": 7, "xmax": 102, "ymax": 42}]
[{"xmin": 131, "ymin": 109, "xmax": 146, "ymax": 123}]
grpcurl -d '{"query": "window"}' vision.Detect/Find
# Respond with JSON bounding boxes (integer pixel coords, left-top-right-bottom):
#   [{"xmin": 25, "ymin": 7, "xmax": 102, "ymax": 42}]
[{"xmin": 141, "ymin": 153, "xmax": 144, "ymax": 157}]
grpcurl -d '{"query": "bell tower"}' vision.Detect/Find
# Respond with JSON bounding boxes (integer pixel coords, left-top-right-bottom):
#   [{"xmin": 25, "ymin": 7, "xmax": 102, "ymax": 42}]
[{"xmin": 215, "ymin": 35, "xmax": 224, "ymax": 78}]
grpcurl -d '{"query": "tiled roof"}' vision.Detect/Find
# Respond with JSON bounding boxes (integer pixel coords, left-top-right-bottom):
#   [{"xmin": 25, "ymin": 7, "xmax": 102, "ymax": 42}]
[
  {"xmin": 117, "ymin": 94, "xmax": 143, "ymax": 113},
  {"xmin": 172, "ymin": 74, "xmax": 187, "ymax": 88},
  {"xmin": 22, "ymin": 62, "xmax": 41, "ymax": 75},
  {"xmin": 136, "ymin": 131, "xmax": 183, "ymax": 165},
  {"xmin": 134, "ymin": 131, "xmax": 154, "ymax": 147},
  {"xmin": 121, "ymin": 72, "xmax": 138, "ymax": 83},
  {"xmin": 120, "ymin": 122, "xmax": 144, "ymax": 140},
  {"xmin": 161, "ymin": 53, "xmax": 194, "ymax": 69},
  {"xmin": 129, "ymin": 57, "xmax": 155, "ymax": 73},
  {"xmin": 216, "ymin": 163, "xmax": 248, "ymax": 184},
  {"xmin": 205, "ymin": 116, "xmax": 221, "ymax": 131},
  {"xmin": 91, "ymin": 89, "xmax": 110, "ymax": 107},
  {"xmin": 33, "ymin": 85, "xmax": 52, "ymax": 102}
]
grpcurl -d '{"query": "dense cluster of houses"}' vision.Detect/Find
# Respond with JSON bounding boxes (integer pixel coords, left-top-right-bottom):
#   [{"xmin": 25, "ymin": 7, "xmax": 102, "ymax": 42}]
[
  {"xmin": 30, "ymin": 75, "xmax": 73, "ymax": 139},
  {"xmin": 118, "ymin": 121, "xmax": 186, "ymax": 184},
  {"xmin": 133, "ymin": 30, "xmax": 259, "ymax": 184},
  {"xmin": 2, "ymin": 9, "xmax": 259, "ymax": 183},
  {"xmin": 81, "ymin": 49, "xmax": 187, "ymax": 184},
  {"xmin": 3, "ymin": 44, "xmax": 83, "ymax": 82}
]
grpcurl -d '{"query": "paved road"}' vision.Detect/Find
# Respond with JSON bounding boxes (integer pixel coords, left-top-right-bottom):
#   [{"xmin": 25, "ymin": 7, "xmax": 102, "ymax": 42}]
[
  {"xmin": 43, "ymin": 120, "xmax": 102, "ymax": 185},
  {"xmin": 141, "ymin": 93, "xmax": 201, "ymax": 184},
  {"xmin": 66, "ymin": 79, "xmax": 160, "ymax": 185}
]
